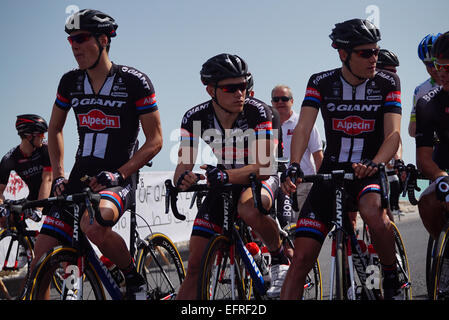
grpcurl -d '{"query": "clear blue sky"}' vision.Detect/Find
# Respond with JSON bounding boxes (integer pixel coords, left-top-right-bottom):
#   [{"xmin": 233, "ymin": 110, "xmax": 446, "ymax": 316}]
[{"xmin": 0, "ymin": 0, "xmax": 448, "ymax": 173}]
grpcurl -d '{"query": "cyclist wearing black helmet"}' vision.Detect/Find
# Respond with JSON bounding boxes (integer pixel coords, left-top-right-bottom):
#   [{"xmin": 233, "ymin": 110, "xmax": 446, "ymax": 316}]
[
  {"xmin": 281, "ymin": 19, "xmax": 403, "ymax": 299},
  {"xmin": 175, "ymin": 53, "xmax": 286, "ymax": 299},
  {"xmin": 32, "ymin": 9, "xmax": 163, "ymax": 299},
  {"xmin": 0, "ymin": 114, "xmax": 52, "ymax": 225},
  {"xmin": 416, "ymin": 32, "xmax": 449, "ymax": 242},
  {"xmin": 377, "ymin": 49, "xmax": 400, "ymax": 73}
]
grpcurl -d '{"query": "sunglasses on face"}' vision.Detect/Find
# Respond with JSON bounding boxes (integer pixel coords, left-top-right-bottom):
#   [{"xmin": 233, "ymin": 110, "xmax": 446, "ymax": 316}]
[
  {"xmin": 353, "ymin": 48, "xmax": 380, "ymax": 58},
  {"xmin": 67, "ymin": 33, "xmax": 92, "ymax": 45},
  {"xmin": 434, "ymin": 61, "xmax": 449, "ymax": 73},
  {"xmin": 272, "ymin": 96, "xmax": 291, "ymax": 102},
  {"xmin": 217, "ymin": 82, "xmax": 247, "ymax": 93}
]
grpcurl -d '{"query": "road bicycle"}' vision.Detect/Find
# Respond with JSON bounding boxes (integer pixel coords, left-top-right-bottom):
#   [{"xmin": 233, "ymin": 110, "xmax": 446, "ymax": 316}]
[
  {"xmin": 0, "ymin": 201, "xmax": 40, "ymax": 299},
  {"xmin": 404, "ymin": 163, "xmax": 449, "ymax": 300},
  {"xmin": 21, "ymin": 183, "xmax": 185, "ymax": 300},
  {"xmin": 164, "ymin": 174, "xmax": 322, "ymax": 300},
  {"xmin": 297, "ymin": 164, "xmax": 411, "ymax": 300}
]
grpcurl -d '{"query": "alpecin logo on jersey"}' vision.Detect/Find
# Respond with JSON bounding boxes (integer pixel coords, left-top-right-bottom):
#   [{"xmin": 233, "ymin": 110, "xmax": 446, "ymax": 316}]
[
  {"xmin": 332, "ymin": 116, "xmax": 375, "ymax": 135},
  {"xmin": 77, "ymin": 109, "xmax": 120, "ymax": 131}
]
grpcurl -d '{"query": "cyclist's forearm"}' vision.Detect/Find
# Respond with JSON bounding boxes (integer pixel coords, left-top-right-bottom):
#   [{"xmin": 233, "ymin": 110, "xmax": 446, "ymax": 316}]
[
  {"xmin": 48, "ymin": 129, "xmax": 65, "ymax": 178},
  {"xmin": 118, "ymin": 138, "xmax": 163, "ymax": 180},
  {"xmin": 417, "ymin": 146, "xmax": 447, "ymax": 181}
]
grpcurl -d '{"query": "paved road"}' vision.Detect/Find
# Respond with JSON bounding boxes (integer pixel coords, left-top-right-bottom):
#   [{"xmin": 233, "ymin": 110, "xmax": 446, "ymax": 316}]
[{"xmin": 317, "ymin": 201, "xmax": 429, "ymax": 300}]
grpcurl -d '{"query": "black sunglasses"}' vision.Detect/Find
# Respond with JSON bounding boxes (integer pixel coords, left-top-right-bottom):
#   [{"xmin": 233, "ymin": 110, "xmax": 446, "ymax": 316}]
[
  {"xmin": 272, "ymin": 96, "xmax": 291, "ymax": 102},
  {"xmin": 217, "ymin": 82, "xmax": 247, "ymax": 93},
  {"xmin": 67, "ymin": 33, "xmax": 93, "ymax": 45},
  {"xmin": 353, "ymin": 48, "xmax": 380, "ymax": 59}
]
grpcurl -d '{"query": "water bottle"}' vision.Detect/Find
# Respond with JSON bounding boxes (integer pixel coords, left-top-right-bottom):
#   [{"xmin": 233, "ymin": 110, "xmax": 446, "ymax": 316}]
[
  {"xmin": 245, "ymin": 242, "xmax": 271, "ymax": 284},
  {"xmin": 17, "ymin": 245, "xmax": 28, "ymax": 269},
  {"xmin": 100, "ymin": 255, "xmax": 126, "ymax": 293}
]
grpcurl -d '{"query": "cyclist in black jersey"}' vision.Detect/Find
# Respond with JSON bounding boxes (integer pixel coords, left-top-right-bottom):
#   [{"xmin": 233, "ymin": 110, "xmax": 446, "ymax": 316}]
[
  {"xmin": 280, "ymin": 19, "xmax": 402, "ymax": 300},
  {"xmin": 31, "ymin": 9, "xmax": 163, "ymax": 299},
  {"xmin": 175, "ymin": 53, "xmax": 286, "ymax": 299},
  {"xmin": 0, "ymin": 114, "xmax": 52, "ymax": 226},
  {"xmin": 416, "ymin": 31, "xmax": 449, "ymax": 241}
]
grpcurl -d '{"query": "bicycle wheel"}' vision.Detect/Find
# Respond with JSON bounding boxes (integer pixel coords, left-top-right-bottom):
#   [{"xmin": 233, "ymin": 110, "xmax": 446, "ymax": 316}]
[
  {"xmin": 431, "ymin": 223, "xmax": 449, "ymax": 300},
  {"xmin": 135, "ymin": 233, "xmax": 185, "ymax": 300},
  {"xmin": 426, "ymin": 235, "xmax": 435, "ymax": 298},
  {"xmin": 198, "ymin": 234, "xmax": 248, "ymax": 300},
  {"xmin": 334, "ymin": 230, "xmax": 349, "ymax": 300},
  {"xmin": 27, "ymin": 246, "xmax": 105, "ymax": 300},
  {"xmin": 391, "ymin": 222, "xmax": 412, "ymax": 300},
  {"xmin": 0, "ymin": 229, "xmax": 34, "ymax": 299}
]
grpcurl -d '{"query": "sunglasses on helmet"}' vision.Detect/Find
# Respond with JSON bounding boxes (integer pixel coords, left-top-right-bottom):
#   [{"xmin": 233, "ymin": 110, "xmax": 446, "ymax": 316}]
[
  {"xmin": 67, "ymin": 33, "xmax": 93, "ymax": 45},
  {"xmin": 272, "ymin": 96, "xmax": 292, "ymax": 102},
  {"xmin": 217, "ymin": 82, "xmax": 247, "ymax": 93},
  {"xmin": 353, "ymin": 48, "xmax": 380, "ymax": 58},
  {"xmin": 434, "ymin": 61, "xmax": 449, "ymax": 73}
]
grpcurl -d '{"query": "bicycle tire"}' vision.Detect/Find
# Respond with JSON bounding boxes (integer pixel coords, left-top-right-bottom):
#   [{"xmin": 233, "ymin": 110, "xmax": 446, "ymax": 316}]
[
  {"xmin": 426, "ymin": 235, "xmax": 435, "ymax": 298},
  {"xmin": 391, "ymin": 222, "xmax": 412, "ymax": 300},
  {"xmin": 198, "ymin": 234, "xmax": 248, "ymax": 300},
  {"xmin": 431, "ymin": 223, "xmax": 449, "ymax": 300},
  {"xmin": 27, "ymin": 246, "xmax": 106, "ymax": 300},
  {"xmin": 334, "ymin": 230, "xmax": 348, "ymax": 300},
  {"xmin": 0, "ymin": 228, "xmax": 34, "ymax": 299},
  {"xmin": 135, "ymin": 232, "xmax": 185, "ymax": 300}
]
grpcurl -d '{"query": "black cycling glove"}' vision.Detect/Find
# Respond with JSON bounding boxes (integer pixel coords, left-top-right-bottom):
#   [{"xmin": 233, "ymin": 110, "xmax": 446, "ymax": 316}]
[
  {"xmin": 95, "ymin": 171, "xmax": 124, "ymax": 188},
  {"xmin": 205, "ymin": 165, "xmax": 229, "ymax": 187},
  {"xmin": 280, "ymin": 162, "xmax": 303, "ymax": 183}
]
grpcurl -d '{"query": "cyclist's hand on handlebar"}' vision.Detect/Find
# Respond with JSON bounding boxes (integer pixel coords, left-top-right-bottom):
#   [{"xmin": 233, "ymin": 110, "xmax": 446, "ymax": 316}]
[
  {"xmin": 52, "ymin": 176, "xmax": 68, "ymax": 196},
  {"xmin": 89, "ymin": 171, "xmax": 124, "ymax": 192},
  {"xmin": 280, "ymin": 162, "xmax": 303, "ymax": 194},
  {"xmin": 176, "ymin": 170, "xmax": 205, "ymax": 191},
  {"xmin": 200, "ymin": 165, "xmax": 228, "ymax": 188},
  {"xmin": 352, "ymin": 159, "xmax": 378, "ymax": 179}
]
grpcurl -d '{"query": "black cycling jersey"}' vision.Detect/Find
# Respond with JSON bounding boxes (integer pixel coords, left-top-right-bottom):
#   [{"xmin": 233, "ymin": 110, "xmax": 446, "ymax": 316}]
[
  {"xmin": 180, "ymin": 96, "xmax": 276, "ymax": 170},
  {"xmin": 415, "ymin": 86, "xmax": 449, "ymax": 170},
  {"xmin": 54, "ymin": 63, "xmax": 158, "ymax": 188},
  {"xmin": 0, "ymin": 144, "xmax": 51, "ymax": 200},
  {"xmin": 302, "ymin": 68, "xmax": 402, "ymax": 171}
]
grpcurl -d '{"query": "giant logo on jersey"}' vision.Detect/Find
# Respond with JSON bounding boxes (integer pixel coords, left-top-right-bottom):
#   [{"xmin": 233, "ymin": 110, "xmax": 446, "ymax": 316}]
[
  {"xmin": 332, "ymin": 116, "xmax": 375, "ymax": 135},
  {"xmin": 77, "ymin": 109, "xmax": 120, "ymax": 131}
]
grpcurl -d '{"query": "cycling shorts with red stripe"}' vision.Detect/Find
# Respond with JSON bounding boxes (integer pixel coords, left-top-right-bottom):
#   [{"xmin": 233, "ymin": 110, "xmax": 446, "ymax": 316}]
[
  {"xmin": 295, "ymin": 175, "xmax": 380, "ymax": 244},
  {"xmin": 40, "ymin": 184, "xmax": 134, "ymax": 245},
  {"xmin": 192, "ymin": 175, "xmax": 279, "ymax": 239}
]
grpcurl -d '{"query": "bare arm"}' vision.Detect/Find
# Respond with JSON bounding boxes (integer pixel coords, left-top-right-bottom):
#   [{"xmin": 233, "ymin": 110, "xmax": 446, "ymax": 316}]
[
  {"xmin": 290, "ymin": 107, "xmax": 319, "ymax": 164},
  {"xmin": 48, "ymin": 104, "xmax": 69, "ymax": 179},
  {"xmin": 353, "ymin": 112, "xmax": 401, "ymax": 178},
  {"xmin": 417, "ymin": 146, "xmax": 447, "ymax": 181},
  {"xmin": 312, "ymin": 150, "xmax": 323, "ymax": 172},
  {"xmin": 38, "ymin": 170, "xmax": 53, "ymax": 200},
  {"xmin": 117, "ymin": 111, "xmax": 163, "ymax": 179}
]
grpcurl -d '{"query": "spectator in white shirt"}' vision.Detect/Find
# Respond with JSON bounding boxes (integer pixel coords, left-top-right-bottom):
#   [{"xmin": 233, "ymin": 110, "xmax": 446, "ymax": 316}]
[{"xmin": 272, "ymin": 84, "xmax": 323, "ymax": 211}]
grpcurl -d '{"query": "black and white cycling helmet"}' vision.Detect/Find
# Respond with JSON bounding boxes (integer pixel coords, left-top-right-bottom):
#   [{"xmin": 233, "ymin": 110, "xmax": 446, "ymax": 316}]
[
  {"xmin": 16, "ymin": 114, "xmax": 48, "ymax": 136},
  {"xmin": 65, "ymin": 9, "xmax": 118, "ymax": 38},
  {"xmin": 432, "ymin": 32, "xmax": 449, "ymax": 60},
  {"xmin": 377, "ymin": 49, "xmax": 400, "ymax": 68},
  {"xmin": 330, "ymin": 18, "xmax": 381, "ymax": 49},
  {"xmin": 200, "ymin": 53, "xmax": 249, "ymax": 85}
]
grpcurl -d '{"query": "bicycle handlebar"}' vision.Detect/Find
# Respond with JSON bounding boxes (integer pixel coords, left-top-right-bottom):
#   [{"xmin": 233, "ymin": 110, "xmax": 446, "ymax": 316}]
[{"xmin": 2, "ymin": 188, "xmax": 101, "ymax": 220}]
